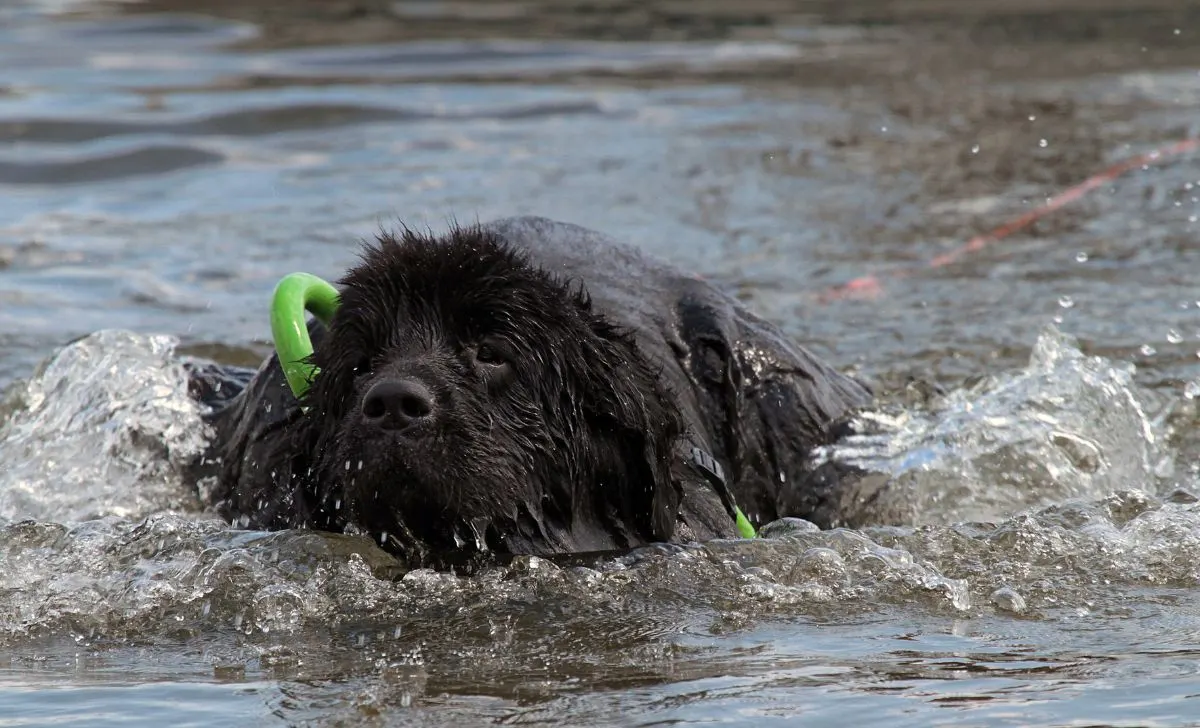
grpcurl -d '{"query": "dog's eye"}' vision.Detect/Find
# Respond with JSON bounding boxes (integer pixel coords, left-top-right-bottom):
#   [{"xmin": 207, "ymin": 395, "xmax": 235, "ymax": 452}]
[
  {"xmin": 351, "ymin": 357, "xmax": 373, "ymax": 378},
  {"xmin": 475, "ymin": 342, "xmax": 508, "ymax": 366}
]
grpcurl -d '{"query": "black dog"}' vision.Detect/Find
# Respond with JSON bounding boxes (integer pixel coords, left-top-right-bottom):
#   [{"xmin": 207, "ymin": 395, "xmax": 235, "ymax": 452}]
[{"xmin": 188, "ymin": 216, "xmax": 875, "ymax": 567}]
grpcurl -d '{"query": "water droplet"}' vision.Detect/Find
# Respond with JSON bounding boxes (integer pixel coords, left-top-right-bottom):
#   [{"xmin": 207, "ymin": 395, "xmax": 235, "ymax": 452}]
[
  {"xmin": 1168, "ymin": 329, "xmax": 1184, "ymax": 344},
  {"xmin": 970, "ymin": 144, "xmax": 980, "ymax": 154},
  {"xmin": 1189, "ymin": 215, "xmax": 1197, "ymax": 223},
  {"xmin": 1185, "ymin": 380, "xmax": 1200, "ymax": 400},
  {"xmin": 1141, "ymin": 344, "xmax": 1157, "ymax": 356},
  {"xmin": 1175, "ymin": 28, "xmax": 1182, "ymax": 35},
  {"xmin": 334, "ymin": 499, "xmax": 342, "ymax": 509},
  {"xmin": 1075, "ymin": 251, "xmax": 1089, "ymax": 262},
  {"xmin": 880, "ymin": 125, "xmax": 888, "ymax": 132},
  {"xmin": 344, "ymin": 460, "xmax": 351, "ymax": 471},
  {"xmin": 1028, "ymin": 114, "xmax": 1037, "ymax": 121},
  {"xmin": 357, "ymin": 460, "xmax": 364, "ymax": 471},
  {"xmin": 380, "ymin": 531, "xmax": 389, "ymax": 545},
  {"xmin": 1058, "ymin": 296, "xmax": 1075, "ymax": 309},
  {"xmin": 393, "ymin": 625, "xmax": 403, "ymax": 639},
  {"xmin": 1038, "ymin": 138, "xmax": 1048, "ymax": 148},
  {"xmin": 201, "ymin": 601, "xmax": 211, "ymax": 617},
  {"xmin": 469, "ymin": 518, "xmax": 491, "ymax": 552}
]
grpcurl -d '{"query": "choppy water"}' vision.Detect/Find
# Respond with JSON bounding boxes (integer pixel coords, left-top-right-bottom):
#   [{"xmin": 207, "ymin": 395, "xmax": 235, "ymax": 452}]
[{"xmin": 4, "ymin": 1, "xmax": 1200, "ymax": 725}]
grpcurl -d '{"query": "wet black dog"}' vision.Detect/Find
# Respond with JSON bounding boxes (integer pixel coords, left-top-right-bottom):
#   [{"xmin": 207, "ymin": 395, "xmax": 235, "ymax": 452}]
[{"xmin": 188, "ymin": 216, "xmax": 874, "ymax": 567}]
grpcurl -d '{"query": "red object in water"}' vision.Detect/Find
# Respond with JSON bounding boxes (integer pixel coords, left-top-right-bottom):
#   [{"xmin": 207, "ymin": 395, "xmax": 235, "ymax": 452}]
[{"xmin": 816, "ymin": 137, "xmax": 1200, "ymax": 303}]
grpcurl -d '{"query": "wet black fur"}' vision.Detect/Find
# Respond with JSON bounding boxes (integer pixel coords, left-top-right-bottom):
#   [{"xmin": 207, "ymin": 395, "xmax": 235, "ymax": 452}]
[
  {"xmin": 297, "ymin": 230, "xmax": 685, "ymax": 556},
  {"xmin": 191, "ymin": 216, "xmax": 876, "ymax": 568}
]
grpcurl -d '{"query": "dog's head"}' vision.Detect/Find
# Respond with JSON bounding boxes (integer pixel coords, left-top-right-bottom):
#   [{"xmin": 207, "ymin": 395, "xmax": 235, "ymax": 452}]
[{"xmin": 288, "ymin": 224, "xmax": 685, "ymax": 559}]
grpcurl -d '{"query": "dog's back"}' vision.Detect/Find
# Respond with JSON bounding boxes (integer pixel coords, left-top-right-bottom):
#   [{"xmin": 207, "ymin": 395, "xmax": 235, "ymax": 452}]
[{"xmin": 478, "ymin": 216, "xmax": 874, "ymax": 528}]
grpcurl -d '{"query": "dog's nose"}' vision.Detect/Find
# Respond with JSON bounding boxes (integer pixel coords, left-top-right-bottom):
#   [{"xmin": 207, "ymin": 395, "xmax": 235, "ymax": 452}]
[{"xmin": 361, "ymin": 378, "xmax": 436, "ymax": 431}]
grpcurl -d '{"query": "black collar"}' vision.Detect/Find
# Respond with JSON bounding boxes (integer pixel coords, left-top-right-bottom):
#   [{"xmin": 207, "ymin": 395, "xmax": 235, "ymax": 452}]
[{"xmin": 680, "ymin": 443, "xmax": 756, "ymax": 538}]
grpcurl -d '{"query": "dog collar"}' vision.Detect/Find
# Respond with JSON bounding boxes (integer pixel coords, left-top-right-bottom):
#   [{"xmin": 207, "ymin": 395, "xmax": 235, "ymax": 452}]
[
  {"xmin": 682, "ymin": 445, "xmax": 757, "ymax": 539},
  {"xmin": 270, "ymin": 272, "xmax": 341, "ymax": 399}
]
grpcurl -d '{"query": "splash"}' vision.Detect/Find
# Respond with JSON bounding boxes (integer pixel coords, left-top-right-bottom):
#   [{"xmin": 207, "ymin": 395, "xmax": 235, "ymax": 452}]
[
  {"xmin": 0, "ymin": 329, "xmax": 210, "ymax": 523},
  {"xmin": 0, "ymin": 324, "xmax": 1196, "ymax": 658},
  {"xmin": 869, "ymin": 488, "xmax": 1200, "ymax": 615},
  {"xmin": 813, "ymin": 325, "xmax": 1171, "ymax": 526},
  {"xmin": 0, "ymin": 513, "xmax": 403, "ymax": 643}
]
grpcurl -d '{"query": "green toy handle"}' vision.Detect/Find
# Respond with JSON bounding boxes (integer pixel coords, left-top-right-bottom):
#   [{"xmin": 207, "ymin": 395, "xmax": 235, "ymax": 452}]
[
  {"xmin": 270, "ymin": 272, "xmax": 341, "ymax": 399},
  {"xmin": 734, "ymin": 506, "xmax": 757, "ymax": 539}
]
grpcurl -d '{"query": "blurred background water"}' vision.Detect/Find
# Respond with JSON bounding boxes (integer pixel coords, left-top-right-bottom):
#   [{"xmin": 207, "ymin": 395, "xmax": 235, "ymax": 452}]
[{"xmin": 3, "ymin": 0, "xmax": 1200, "ymax": 725}]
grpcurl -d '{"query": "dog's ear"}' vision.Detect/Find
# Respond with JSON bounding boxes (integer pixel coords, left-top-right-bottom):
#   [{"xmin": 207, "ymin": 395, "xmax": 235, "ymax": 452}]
[
  {"xmin": 573, "ymin": 307, "xmax": 684, "ymax": 544},
  {"xmin": 256, "ymin": 317, "xmax": 359, "ymax": 532},
  {"xmin": 206, "ymin": 320, "xmax": 330, "ymax": 531}
]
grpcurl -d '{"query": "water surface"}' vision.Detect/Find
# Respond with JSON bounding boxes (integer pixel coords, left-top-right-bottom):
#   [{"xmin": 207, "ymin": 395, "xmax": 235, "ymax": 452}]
[{"xmin": 3, "ymin": 0, "xmax": 1200, "ymax": 725}]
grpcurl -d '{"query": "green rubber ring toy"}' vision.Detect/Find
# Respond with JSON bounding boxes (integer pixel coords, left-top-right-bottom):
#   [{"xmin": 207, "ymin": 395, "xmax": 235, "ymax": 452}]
[{"xmin": 270, "ymin": 272, "xmax": 341, "ymax": 399}]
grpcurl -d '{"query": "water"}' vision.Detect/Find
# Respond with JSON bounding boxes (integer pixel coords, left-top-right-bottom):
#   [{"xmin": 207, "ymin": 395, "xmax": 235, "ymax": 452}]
[{"xmin": 3, "ymin": 0, "xmax": 1200, "ymax": 725}]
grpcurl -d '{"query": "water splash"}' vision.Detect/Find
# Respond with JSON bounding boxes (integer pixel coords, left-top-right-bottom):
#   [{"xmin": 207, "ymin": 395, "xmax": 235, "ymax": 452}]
[
  {"xmin": 0, "ymin": 329, "xmax": 210, "ymax": 523},
  {"xmin": 870, "ymin": 488, "xmax": 1200, "ymax": 615},
  {"xmin": 1, "ymin": 324, "xmax": 1198, "ymax": 664},
  {"xmin": 812, "ymin": 325, "xmax": 1170, "ymax": 526},
  {"xmin": 0, "ymin": 514, "xmax": 402, "ymax": 643}
]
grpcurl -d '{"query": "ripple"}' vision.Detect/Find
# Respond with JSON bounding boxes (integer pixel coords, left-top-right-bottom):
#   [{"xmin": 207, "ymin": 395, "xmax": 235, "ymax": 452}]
[
  {"xmin": 0, "ymin": 145, "xmax": 223, "ymax": 185},
  {"xmin": 0, "ymin": 100, "xmax": 613, "ymax": 144},
  {"xmin": 258, "ymin": 39, "xmax": 801, "ymax": 80}
]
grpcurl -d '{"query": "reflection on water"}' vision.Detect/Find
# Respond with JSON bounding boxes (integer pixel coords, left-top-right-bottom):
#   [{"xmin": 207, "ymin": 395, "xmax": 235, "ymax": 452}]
[{"xmin": 3, "ymin": 0, "xmax": 1200, "ymax": 725}]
